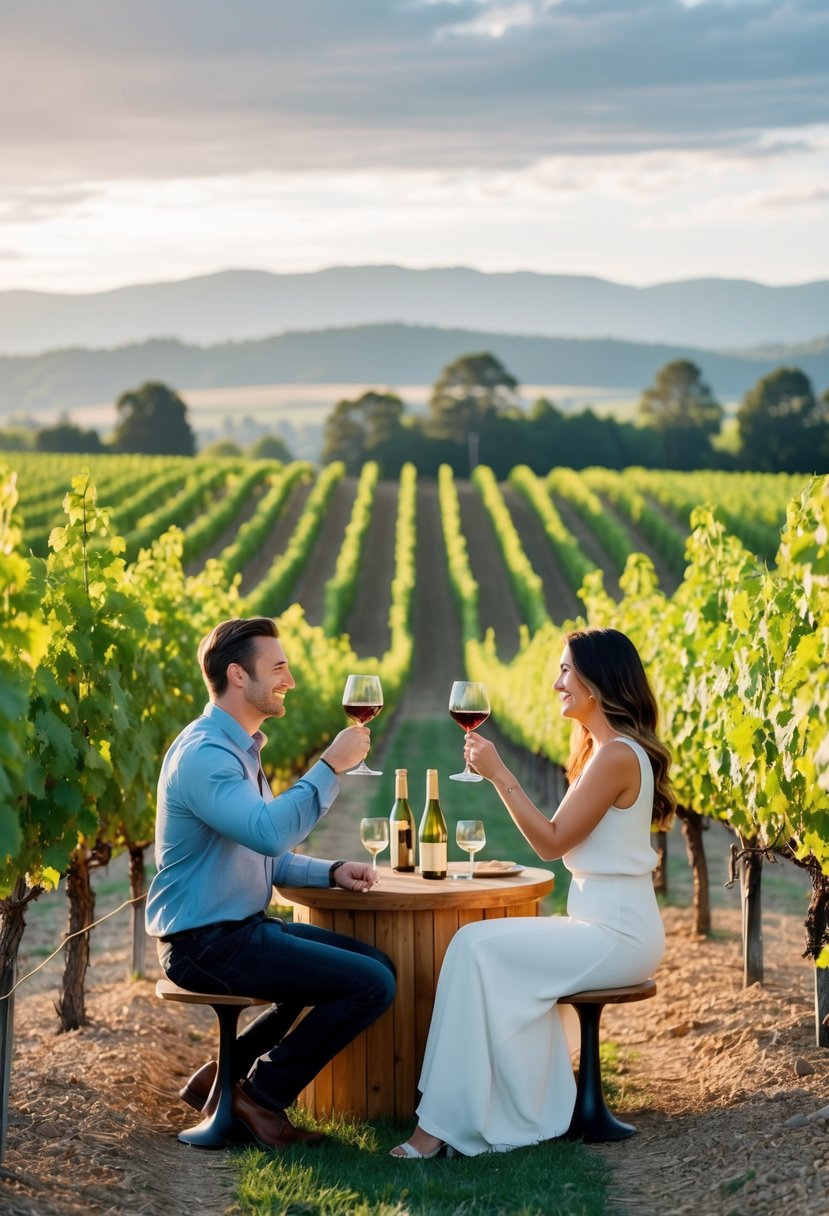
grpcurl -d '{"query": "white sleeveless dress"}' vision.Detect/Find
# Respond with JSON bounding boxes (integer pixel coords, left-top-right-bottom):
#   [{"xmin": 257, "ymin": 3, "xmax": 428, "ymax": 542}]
[{"xmin": 416, "ymin": 737, "xmax": 665, "ymax": 1156}]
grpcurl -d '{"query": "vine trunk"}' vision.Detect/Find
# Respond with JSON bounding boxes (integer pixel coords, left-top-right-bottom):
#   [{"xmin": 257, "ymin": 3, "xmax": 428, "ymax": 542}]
[
  {"xmin": 128, "ymin": 845, "xmax": 147, "ymax": 979},
  {"xmin": 0, "ymin": 876, "xmax": 40, "ymax": 1162},
  {"xmin": 797, "ymin": 856, "xmax": 829, "ymax": 1047},
  {"xmin": 677, "ymin": 806, "xmax": 710, "ymax": 936},
  {"xmin": 57, "ymin": 849, "xmax": 95, "ymax": 1032}
]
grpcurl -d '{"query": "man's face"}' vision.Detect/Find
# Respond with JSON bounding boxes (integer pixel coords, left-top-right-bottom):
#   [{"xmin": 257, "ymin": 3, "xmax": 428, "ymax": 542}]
[{"xmin": 240, "ymin": 636, "xmax": 296, "ymax": 719}]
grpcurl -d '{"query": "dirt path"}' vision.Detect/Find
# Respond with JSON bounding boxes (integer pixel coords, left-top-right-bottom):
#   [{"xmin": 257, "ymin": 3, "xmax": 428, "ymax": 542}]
[
  {"xmin": 185, "ymin": 482, "xmax": 263, "ymax": 573},
  {"xmin": 456, "ymin": 480, "xmax": 525, "ymax": 660},
  {"xmin": 548, "ymin": 490, "xmax": 625, "ymax": 600},
  {"xmin": 236, "ymin": 477, "xmax": 312, "ymax": 596},
  {"xmin": 289, "ymin": 477, "xmax": 358, "ymax": 626},
  {"xmin": 343, "ymin": 480, "xmax": 398, "ymax": 657},
  {"xmin": 303, "ymin": 479, "xmax": 465, "ymax": 860},
  {"xmin": 501, "ymin": 484, "xmax": 583, "ymax": 622},
  {"xmin": 405, "ymin": 481, "xmax": 464, "ymax": 714},
  {"xmin": 591, "ymin": 491, "xmax": 682, "ymax": 596}
]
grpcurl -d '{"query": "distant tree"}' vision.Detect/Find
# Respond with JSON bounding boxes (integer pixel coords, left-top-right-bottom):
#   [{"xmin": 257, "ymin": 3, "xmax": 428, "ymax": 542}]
[
  {"xmin": 736, "ymin": 367, "xmax": 829, "ymax": 473},
  {"xmin": 469, "ymin": 413, "xmax": 533, "ymax": 476},
  {"xmin": 0, "ymin": 428, "xmax": 32, "ymax": 451},
  {"xmin": 247, "ymin": 434, "xmax": 294, "ymax": 462},
  {"xmin": 111, "ymin": 381, "xmax": 196, "ymax": 456},
  {"xmin": 520, "ymin": 397, "xmax": 663, "ymax": 473},
  {"xmin": 638, "ymin": 359, "xmax": 723, "ymax": 468},
  {"xmin": 199, "ymin": 439, "xmax": 243, "ymax": 459},
  {"xmin": 35, "ymin": 420, "xmax": 103, "ymax": 454},
  {"xmin": 322, "ymin": 390, "xmax": 406, "ymax": 473},
  {"xmin": 428, "ymin": 352, "xmax": 519, "ymax": 445}
]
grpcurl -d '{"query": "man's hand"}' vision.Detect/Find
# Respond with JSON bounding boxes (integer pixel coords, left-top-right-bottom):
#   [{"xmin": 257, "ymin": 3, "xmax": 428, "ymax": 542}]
[
  {"xmin": 332, "ymin": 860, "xmax": 379, "ymax": 892},
  {"xmin": 321, "ymin": 726, "xmax": 370, "ymax": 774}
]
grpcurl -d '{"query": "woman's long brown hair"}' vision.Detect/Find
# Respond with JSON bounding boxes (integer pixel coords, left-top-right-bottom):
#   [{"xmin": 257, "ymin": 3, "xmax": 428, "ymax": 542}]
[{"xmin": 564, "ymin": 628, "xmax": 675, "ymax": 828}]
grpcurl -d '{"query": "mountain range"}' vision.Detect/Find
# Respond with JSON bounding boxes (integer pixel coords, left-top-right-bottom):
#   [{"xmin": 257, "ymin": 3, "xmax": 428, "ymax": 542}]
[
  {"xmin": 2, "ymin": 324, "xmax": 828, "ymax": 417},
  {"xmin": 2, "ymin": 267, "xmax": 829, "ymax": 355}
]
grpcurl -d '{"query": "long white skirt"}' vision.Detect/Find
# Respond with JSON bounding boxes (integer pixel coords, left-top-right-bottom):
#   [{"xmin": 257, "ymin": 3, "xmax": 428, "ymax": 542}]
[{"xmin": 416, "ymin": 873, "xmax": 664, "ymax": 1156}]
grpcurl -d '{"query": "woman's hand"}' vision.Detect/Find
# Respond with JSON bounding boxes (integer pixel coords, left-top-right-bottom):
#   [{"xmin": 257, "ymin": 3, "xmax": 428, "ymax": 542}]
[{"xmin": 464, "ymin": 732, "xmax": 511, "ymax": 785}]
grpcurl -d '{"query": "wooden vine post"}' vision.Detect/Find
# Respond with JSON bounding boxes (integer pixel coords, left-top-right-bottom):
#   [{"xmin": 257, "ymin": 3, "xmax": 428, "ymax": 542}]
[{"xmin": 731, "ymin": 835, "xmax": 764, "ymax": 987}]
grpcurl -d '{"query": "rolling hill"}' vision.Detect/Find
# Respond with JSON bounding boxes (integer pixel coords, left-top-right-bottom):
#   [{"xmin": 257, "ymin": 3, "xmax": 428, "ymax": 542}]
[
  {"xmin": 2, "ymin": 266, "xmax": 829, "ymax": 355},
  {"xmin": 1, "ymin": 323, "xmax": 827, "ymax": 417}
]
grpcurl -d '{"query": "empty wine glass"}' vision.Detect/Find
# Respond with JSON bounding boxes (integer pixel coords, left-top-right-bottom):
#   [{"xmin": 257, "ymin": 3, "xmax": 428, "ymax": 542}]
[
  {"xmin": 342, "ymin": 673, "xmax": 383, "ymax": 776},
  {"xmin": 454, "ymin": 820, "xmax": 486, "ymax": 880},
  {"xmin": 360, "ymin": 818, "xmax": 389, "ymax": 872},
  {"xmin": 448, "ymin": 680, "xmax": 490, "ymax": 782}
]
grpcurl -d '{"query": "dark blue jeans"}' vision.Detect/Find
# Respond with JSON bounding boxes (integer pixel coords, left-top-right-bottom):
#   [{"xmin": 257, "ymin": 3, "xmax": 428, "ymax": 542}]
[{"xmin": 159, "ymin": 913, "xmax": 396, "ymax": 1111}]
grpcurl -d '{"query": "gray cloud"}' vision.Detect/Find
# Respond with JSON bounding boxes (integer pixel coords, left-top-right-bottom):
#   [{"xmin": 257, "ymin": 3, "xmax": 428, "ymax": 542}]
[
  {"xmin": 0, "ymin": 0, "xmax": 826, "ymax": 184},
  {"xmin": 0, "ymin": 187, "xmax": 100, "ymax": 224}
]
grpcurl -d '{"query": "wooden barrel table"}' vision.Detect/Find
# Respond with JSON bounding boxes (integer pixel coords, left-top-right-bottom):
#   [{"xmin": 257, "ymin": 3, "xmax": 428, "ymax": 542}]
[{"xmin": 276, "ymin": 863, "xmax": 554, "ymax": 1121}]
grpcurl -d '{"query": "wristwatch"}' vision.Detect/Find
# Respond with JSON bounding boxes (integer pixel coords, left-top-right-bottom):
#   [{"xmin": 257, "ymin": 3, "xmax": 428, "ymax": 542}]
[{"xmin": 328, "ymin": 860, "xmax": 346, "ymax": 887}]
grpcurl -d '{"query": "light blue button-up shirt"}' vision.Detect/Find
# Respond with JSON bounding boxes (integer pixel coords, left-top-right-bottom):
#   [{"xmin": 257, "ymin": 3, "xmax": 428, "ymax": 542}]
[{"xmin": 145, "ymin": 703, "xmax": 339, "ymax": 938}]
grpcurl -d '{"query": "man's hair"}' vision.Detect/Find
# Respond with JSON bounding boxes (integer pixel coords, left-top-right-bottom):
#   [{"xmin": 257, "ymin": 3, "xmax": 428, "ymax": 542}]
[{"xmin": 198, "ymin": 617, "xmax": 279, "ymax": 696}]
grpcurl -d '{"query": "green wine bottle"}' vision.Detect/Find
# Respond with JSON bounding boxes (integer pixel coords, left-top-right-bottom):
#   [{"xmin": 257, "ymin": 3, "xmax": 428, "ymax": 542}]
[
  {"xmin": 389, "ymin": 768, "xmax": 416, "ymax": 872},
  {"xmin": 418, "ymin": 768, "xmax": 448, "ymax": 880}
]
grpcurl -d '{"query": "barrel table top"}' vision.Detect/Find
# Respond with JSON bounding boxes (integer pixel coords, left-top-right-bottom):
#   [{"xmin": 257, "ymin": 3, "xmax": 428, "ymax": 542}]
[{"xmin": 277, "ymin": 863, "xmax": 555, "ymax": 911}]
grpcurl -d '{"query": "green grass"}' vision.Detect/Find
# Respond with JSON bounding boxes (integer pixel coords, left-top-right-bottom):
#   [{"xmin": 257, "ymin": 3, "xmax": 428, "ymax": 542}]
[
  {"xmin": 365, "ymin": 716, "xmax": 569, "ymax": 914},
  {"xmin": 235, "ymin": 1111, "xmax": 616, "ymax": 1216}
]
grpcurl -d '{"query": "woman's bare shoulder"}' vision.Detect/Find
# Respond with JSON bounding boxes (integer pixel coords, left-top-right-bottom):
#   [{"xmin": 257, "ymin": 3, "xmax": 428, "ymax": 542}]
[{"xmin": 583, "ymin": 739, "xmax": 640, "ymax": 785}]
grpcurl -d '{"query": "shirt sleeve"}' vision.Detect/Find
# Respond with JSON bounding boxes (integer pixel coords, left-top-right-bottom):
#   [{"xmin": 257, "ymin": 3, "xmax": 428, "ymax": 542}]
[
  {"xmin": 179, "ymin": 742, "xmax": 340, "ymax": 856},
  {"xmin": 273, "ymin": 851, "xmax": 336, "ymax": 889}
]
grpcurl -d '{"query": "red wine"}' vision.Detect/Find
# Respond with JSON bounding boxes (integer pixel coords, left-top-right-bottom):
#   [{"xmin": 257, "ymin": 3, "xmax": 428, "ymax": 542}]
[
  {"xmin": 450, "ymin": 708, "xmax": 490, "ymax": 732},
  {"xmin": 344, "ymin": 702, "xmax": 383, "ymax": 725}
]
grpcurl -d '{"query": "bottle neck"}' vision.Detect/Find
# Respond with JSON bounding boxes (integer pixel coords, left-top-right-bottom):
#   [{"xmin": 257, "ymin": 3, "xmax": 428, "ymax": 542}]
[
  {"xmin": 426, "ymin": 769, "xmax": 439, "ymax": 800},
  {"xmin": 395, "ymin": 771, "xmax": 409, "ymax": 800}
]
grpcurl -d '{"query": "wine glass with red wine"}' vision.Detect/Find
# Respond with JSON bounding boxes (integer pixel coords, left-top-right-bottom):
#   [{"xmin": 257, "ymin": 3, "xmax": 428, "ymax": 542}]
[
  {"xmin": 448, "ymin": 680, "xmax": 490, "ymax": 782},
  {"xmin": 342, "ymin": 674, "xmax": 384, "ymax": 776}
]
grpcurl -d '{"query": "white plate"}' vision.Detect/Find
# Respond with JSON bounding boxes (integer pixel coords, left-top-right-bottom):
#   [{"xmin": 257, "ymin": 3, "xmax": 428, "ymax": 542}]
[{"xmin": 472, "ymin": 863, "xmax": 525, "ymax": 878}]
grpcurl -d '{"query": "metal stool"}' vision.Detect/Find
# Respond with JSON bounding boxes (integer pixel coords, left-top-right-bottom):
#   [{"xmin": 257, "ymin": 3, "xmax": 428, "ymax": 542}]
[
  {"xmin": 560, "ymin": 979, "xmax": 656, "ymax": 1142},
  {"xmin": 156, "ymin": 978, "xmax": 268, "ymax": 1148}
]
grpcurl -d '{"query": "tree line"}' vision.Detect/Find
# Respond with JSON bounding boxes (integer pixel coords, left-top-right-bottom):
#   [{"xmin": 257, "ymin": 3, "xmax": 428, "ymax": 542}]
[
  {"xmin": 321, "ymin": 354, "xmax": 829, "ymax": 477},
  {"xmin": 2, "ymin": 355, "xmax": 828, "ymax": 476}
]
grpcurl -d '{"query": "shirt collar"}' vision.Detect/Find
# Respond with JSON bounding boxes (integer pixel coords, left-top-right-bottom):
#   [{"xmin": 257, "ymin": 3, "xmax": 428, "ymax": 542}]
[{"xmin": 203, "ymin": 702, "xmax": 266, "ymax": 756}]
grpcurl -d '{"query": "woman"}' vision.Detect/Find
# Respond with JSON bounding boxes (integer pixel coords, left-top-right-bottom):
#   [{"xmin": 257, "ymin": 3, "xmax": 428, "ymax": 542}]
[{"xmin": 391, "ymin": 627, "xmax": 674, "ymax": 1159}]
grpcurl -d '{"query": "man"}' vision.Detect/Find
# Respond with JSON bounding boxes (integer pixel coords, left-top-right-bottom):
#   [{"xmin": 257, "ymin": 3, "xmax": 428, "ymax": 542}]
[{"xmin": 146, "ymin": 616, "xmax": 395, "ymax": 1150}]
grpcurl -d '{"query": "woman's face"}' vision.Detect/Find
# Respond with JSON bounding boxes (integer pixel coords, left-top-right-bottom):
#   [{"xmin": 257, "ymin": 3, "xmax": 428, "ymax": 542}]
[{"xmin": 553, "ymin": 644, "xmax": 594, "ymax": 722}]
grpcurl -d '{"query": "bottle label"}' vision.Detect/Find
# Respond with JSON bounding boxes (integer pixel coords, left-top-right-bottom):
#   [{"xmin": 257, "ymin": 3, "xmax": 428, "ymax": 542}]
[
  {"xmin": 419, "ymin": 842, "xmax": 447, "ymax": 875},
  {"xmin": 391, "ymin": 821, "xmax": 415, "ymax": 869}
]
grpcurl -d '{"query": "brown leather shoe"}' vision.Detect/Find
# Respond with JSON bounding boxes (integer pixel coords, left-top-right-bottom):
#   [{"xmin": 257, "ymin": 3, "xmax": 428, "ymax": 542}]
[
  {"xmin": 179, "ymin": 1060, "xmax": 217, "ymax": 1111},
  {"xmin": 233, "ymin": 1085, "xmax": 327, "ymax": 1151}
]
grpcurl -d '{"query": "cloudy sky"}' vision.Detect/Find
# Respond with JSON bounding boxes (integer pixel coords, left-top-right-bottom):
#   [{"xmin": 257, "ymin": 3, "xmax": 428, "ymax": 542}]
[{"xmin": 1, "ymin": 0, "xmax": 827, "ymax": 292}]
